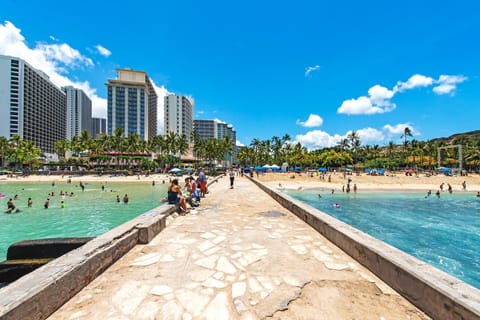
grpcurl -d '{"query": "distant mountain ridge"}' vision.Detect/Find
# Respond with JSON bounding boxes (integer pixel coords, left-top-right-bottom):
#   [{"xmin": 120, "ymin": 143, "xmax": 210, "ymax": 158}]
[{"xmin": 433, "ymin": 130, "xmax": 480, "ymax": 142}]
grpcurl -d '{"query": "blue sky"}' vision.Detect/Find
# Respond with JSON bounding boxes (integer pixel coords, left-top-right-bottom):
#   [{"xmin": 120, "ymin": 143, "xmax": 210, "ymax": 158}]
[{"xmin": 1, "ymin": 0, "xmax": 479, "ymax": 149}]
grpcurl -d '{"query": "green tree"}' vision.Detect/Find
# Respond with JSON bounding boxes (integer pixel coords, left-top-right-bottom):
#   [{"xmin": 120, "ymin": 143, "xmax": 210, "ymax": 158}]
[
  {"xmin": 0, "ymin": 136, "xmax": 10, "ymax": 168},
  {"xmin": 54, "ymin": 139, "xmax": 70, "ymax": 160}
]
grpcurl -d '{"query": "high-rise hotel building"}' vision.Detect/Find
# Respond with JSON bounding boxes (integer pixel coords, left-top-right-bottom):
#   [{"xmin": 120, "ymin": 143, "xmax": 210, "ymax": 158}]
[
  {"xmin": 193, "ymin": 119, "xmax": 236, "ymax": 142},
  {"xmin": 106, "ymin": 68, "xmax": 157, "ymax": 141},
  {"xmin": 62, "ymin": 86, "xmax": 92, "ymax": 140},
  {"xmin": 164, "ymin": 94, "xmax": 194, "ymax": 138},
  {"xmin": 193, "ymin": 119, "xmax": 237, "ymax": 165},
  {"xmin": 0, "ymin": 55, "xmax": 66, "ymax": 154},
  {"xmin": 91, "ymin": 117, "xmax": 106, "ymax": 137}
]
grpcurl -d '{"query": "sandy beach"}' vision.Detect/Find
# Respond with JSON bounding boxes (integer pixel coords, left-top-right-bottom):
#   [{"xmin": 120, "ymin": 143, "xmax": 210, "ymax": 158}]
[
  {"xmin": 0, "ymin": 173, "xmax": 174, "ymax": 184},
  {"xmin": 252, "ymin": 171, "xmax": 480, "ymax": 193},
  {"xmin": 2, "ymin": 171, "xmax": 480, "ymax": 194}
]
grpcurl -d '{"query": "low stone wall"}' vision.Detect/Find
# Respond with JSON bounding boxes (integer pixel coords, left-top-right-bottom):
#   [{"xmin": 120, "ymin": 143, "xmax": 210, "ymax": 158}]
[
  {"xmin": 250, "ymin": 178, "xmax": 480, "ymax": 320},
  {"xmin": 0, "ymin": 204, "xmax": 177, "ymax": 320}
]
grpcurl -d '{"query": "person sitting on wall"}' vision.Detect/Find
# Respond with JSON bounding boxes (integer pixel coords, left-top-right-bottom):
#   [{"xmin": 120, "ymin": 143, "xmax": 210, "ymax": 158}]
[{"xmin": 167, "ymin": 179, "xmax": 189, "ymax": 214}]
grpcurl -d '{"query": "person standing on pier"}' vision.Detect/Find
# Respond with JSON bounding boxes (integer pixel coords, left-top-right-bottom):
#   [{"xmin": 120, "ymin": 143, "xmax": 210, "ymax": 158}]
[{"xmin": 228, "ymin": 167, "xmax": 235, "ymax": 189}]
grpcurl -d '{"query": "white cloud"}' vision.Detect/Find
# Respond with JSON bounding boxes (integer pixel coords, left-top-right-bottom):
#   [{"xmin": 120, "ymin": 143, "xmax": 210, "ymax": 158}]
[
  {"xmin": 95, "ymin": 44, "xmax": 111, "ymax": 57},
  {"xmin": 295, "ymin": 130, "xmax": 345, "ymax": 150},
  {"xmin": 338, "ymin": 95, "xmax": 395, "ymax": 115},
  {"xmin": 151, "ymin": 80, "xmax": 171, "ymax": 135},
  {"xmin": 338, "ymin": 73, "xmax": 466, "ymax": 115},
  {"xmin": 393, "ymin": 74, "xmax": 433, "ymax": 92},
  {"xmin": 213, "ymin": 118, "xmax": 226, "ymax": 124},
  {"xmin": 433, "ymin": 75, "xmax": 467, "ymax": 95},
  {"xmin": 37, "ymin": 43, "xmax": 93, "ymax": 68},
  {"xmin": 383, "ymin": 123, "xmax": 419, "ymax": 137},
  {"xmin": 368, "ymin": 85, "xmax": 395, "ymax": 106},
  {"xmin": 305, "ymin": 65, "xmax": 320, "ymax": 77},
  {"xmin": 0, "ymin": 20, "xmax": 105, "ymax": 117},
  {"xmin": 197, "ymin": 110, "xmax": 204, "ymax": 115},
  {"xmin": 49, "ymin": 35, "xmax": 58, "ymax": 41},
  {"xmin": 356, "ymin": 127, "xmax": 385, "ymax": 143},
  {"xmin": 236, "ymin": 140, "xmax": 245, "ymax": 147},
  {"xmin": 296, "ymin": 114, "xmax": 323, "ymax": 127},
  {"xmin": 0, "ymin": 21, "xmax": 175, "ymax": 137},
  {"xmin": 295, "ymin": 124, "xmax": 418, "ymax": 150}
]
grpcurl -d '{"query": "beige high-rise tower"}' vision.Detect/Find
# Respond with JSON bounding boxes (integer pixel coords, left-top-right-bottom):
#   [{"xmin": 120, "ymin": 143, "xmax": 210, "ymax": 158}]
[{"xmin": 106, "ymin": 68, "xmax": 157, "ymax": 141}]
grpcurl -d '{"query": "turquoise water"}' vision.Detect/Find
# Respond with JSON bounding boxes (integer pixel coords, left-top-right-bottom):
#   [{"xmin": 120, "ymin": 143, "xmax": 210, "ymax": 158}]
[
  {"xmin": 287, "ymin": 189, "xmax": 480, "ymax": 289},
  {"xmin": 0, "ymin": 181, "xmax": 167, "ymax": 260}
]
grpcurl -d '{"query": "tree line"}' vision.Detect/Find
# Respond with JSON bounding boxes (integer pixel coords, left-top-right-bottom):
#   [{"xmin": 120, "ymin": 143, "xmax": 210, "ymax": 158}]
[
  {"xmin": 1, "ymin": 127, "xmax": 479, "ymax": 173},
  {"xmin": 237, "ymin": 128, "xmax": 480, "ymax": 172},
  {"xmin": 0, "ymin": 127, "xmax": 235, "ymax": 172}
]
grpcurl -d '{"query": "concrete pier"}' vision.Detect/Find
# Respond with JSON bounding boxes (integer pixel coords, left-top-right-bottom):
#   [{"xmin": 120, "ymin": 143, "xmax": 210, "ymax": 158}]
[{"xmin": 48, "ymin": 176, "xmax": 429, "ymax": 319}]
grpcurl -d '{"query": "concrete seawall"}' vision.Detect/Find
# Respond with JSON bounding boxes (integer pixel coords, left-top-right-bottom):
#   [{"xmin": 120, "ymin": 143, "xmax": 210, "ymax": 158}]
[
  {"xmin": 0, "ymin": 204, "xmax": 177, "ymax": 320},
  {"xmin": 249, "ymin": 177, "xmax": 480, "ymax": 320},
  {"xmin": 0, "ymin": 175, "xmax": 224, "ymax": 319}
]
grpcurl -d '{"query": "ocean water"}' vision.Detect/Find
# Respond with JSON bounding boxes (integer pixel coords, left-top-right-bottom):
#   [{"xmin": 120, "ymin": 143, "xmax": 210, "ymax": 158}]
[
  {"xmin": 0, "ymin": 180, "xmax": 168, "ymax": 260},
  {"xmin": 287, "ymin": 188, "xmax": 480, "ymax": 289}
]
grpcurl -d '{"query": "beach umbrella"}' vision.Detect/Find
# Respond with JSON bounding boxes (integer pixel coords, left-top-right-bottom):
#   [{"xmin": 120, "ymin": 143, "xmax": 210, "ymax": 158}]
[
  {"xmin": 317, "ymin": 167, "xmax": 327, "ymax": 172},
  {"xmin": 168, "ymin": 168, "xmax": 182, "ymax": 173},
  {"xmin": 271, "ymin": 164, "xmax": 279, "ymax": 169}
]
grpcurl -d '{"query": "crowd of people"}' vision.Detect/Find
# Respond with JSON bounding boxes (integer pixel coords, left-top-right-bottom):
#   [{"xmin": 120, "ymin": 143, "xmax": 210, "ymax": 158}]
[
  {"xmin": 164, "ymin": 168, "xmax": 208, "ymax": 215},
  {"xmin": 4, "ymin": 181, "xmax": 134, "ymax": 214}
]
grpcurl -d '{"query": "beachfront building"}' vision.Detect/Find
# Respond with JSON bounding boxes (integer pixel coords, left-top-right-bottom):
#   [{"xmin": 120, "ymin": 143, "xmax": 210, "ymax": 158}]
[
  {"xmin": 106, "ymin": 68, "xmax": 157, "ymax": 141},
  {"xmin": 91, "ymin": 117, "xmax": 106, "ymax": 137},
  {"xmin": 193, "ymin": 119, "xmax": 237, "ymax": 166},
  {"xmin": 164, "ymin": 94, "xmax": 194, "ymax": 139},
  {"xmin": 62, "ymin": 86, "xmax": 92, "ymax": 140},
  {"xmin": 0, "ymin": 55, "xmax": 66, "ymax": 154}
]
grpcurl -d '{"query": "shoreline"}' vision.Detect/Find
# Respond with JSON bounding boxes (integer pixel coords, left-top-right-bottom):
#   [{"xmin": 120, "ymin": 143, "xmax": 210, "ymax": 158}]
[
  {"xmin": 255, "ymin": 171, "xmax": 480, "ymax": 193},
  {"xmin": 0, "ymin": 173, "xmax": 175, "ymax": 184},
  {"xmin": 1, "ymin": 171, "xmax": 480, "ymax": 192}
]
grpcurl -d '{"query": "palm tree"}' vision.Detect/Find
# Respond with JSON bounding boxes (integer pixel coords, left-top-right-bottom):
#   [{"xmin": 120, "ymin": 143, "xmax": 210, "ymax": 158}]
[
  {"xmin": 21, "ymin": 141, "xmax": 41, "ymax": 170},
  {"xmin": 70, "ymin": 136, "xmax": 83, "ymax": 157},
  {"xmin": 176, "ymin": 134, "xmax": 190, "ymax": 165},
  {"xmin": 54, "ymin": 139, "xmax": 70, "ymax": 160},
  {"xmin": 401, "ymin": 127, "xmax": 413, "ymax": 153},
  {"xmin": 221, "ymin": 135, "xmax": 234, "ymax": 167},
  {"xmin": 237, "ymin": 146, "xmax": 255, "ymax": 167},
  {"xmin": 347, "ymin": 130, "xmax": 361, "ymax": 164},
  {"xmin": 400, "ymin": 127, "xmax": 413, "ymax": 167},
  {"xmin": 8, "ymin": 134, "xmax": 22, "ymax": 169},
  {"xmin": 336, "ymin": 138, "xmax": 350, "ymax": 152},
  {"xmin": 0, "ymin": 136, "xmax": 10, "ymax": 168},
  {"xmin": 79, "ymin": 130, "xmax": 92, "ymax": 155},
  {"xmin": 111, "ymin": 127, "xmax": 125, "ymax": 168},
  {"xmin": 125, "ymin": 133, "xmax": 141, "ymax": 168},
  {"xmin": 270, "ymin": 136, "xmax": 282, "ymax": 165},
  {"xmin": 250, "ymin": 138, "xmax": 261, "ymax": 166}
]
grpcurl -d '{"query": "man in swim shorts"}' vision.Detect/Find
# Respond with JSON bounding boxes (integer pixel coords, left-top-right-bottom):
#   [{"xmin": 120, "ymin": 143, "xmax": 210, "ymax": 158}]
[{"xmin": 198, "ymin": 168, "xmax": 207, "ymax": 197}]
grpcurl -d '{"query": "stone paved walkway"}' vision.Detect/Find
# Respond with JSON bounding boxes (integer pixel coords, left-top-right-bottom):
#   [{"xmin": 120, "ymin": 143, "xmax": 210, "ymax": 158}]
[{"xmin": 49, "ymin": 176, "xmax": 429, "ymax": 319}]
